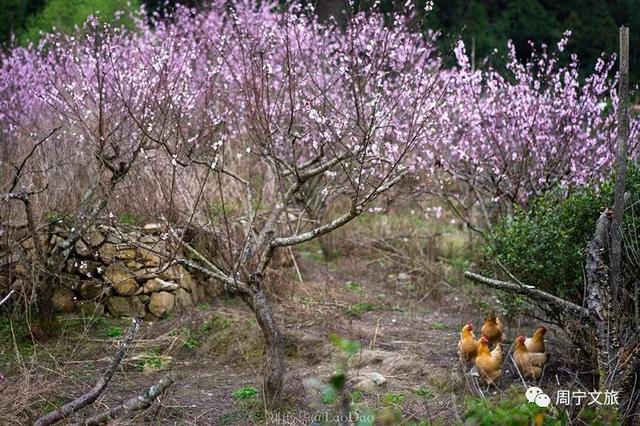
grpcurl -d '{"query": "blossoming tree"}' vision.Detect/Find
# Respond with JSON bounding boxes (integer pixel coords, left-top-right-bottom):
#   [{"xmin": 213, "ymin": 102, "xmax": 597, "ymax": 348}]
[{"xmin": 1, "ymin": 1, "xmax": 445, "ymax": 405}]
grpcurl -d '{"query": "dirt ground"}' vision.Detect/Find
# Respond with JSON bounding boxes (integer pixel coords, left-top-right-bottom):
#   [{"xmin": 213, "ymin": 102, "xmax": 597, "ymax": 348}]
[{"xmin": 0, "ymin": 245, "xmax": 581, "ymax": 425}]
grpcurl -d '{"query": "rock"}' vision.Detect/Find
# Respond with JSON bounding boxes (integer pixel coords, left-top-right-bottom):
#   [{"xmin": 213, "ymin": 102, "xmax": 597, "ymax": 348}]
[
  {"xmin": 84, "ymin": 229, "xmax": 105, "ymax": 247},
  {"xmin": 115, "ymin": 248, "xmax": 137, "ymax": 260},
  {"xmin": 77, "ymin": 300, "xmax": 104, "ymax": 316},
  {"xmin": 139, "ymin": 234, "xmax": 158, "ymax": 244},
  {"xmin": 158, "ymin": 264, "xmax": 181, "ymax": 281},
  {"xmin": 126, "ymin": 231, "xmax": 141, "ymax": 241},
  {"xmin": 353, "ymin": 377, "xmax": 376, "ymax": 393},
  {"xmin": 126, "ymin": 261, "xmax": 144, "ymax": 271},
  {"xmin": 75, "ymin": 239, "xmax": 91, "ymax": 256},
  {"xmin": 53, "ymin": 287, "xmax": 76, "ymax": 313},
  {"xmin": 148, "ymin": 291, "xmax": 175, "ymax": 317},
  {"xmin": 365, "ymin": 372, "xmax": 386, "ymax": 385},
  {"xmin": 77, "ymin": 260, "xmax": 101, "ymax": 277},
  {"xmin": 142, "ymin": 223, "xmax": 162, "ymax": 234},
  {"xmin": 60, "ymin": 274, "xmax": 81, "ymax": 291},
  {"xmin": 65, "ymin": 259, "xmax": 78, "ymax": 274},
  {"xmin": 204, "ymin": 279, "xmax": 225, "ymax": 298},
  {"xmin": 397, "ymin": 272, "xmax": 410, "ymax": 281},
  {"xmin": 134, "ymin": 268, "xmax": 159, "ymax": 282},
  {"xmin": 105, "ymin": 296, "xmax": 144, "ymax": 318},
  {"xmin": 105, "ymin": 233, "xmax": 124, "ymax": 244},
  {"xmin": 191, "ymin": 283, "xmax": 205, "ymax": 304},
  {"xmin": 80, "ymin": 280, "xmax": 103, "ymax": 300},
  {"xmin": 114, "ymin": 279, "xmax": 139, "ymax": 296},
  {"xmin": 139, "ymin": 248, "xmax": 162, "ymax": 267},
  {"xmin": 144, "ymin": 278, "xmax": 179, "ymax": 293},
  {"xmin": 351, "ymin": 372, "xmax": 386, "ymax": 393},
  {"xmin": 178, "ymin": 268, "xmax": 195, "ymax": 292},
  {"xmin": 161, "ymin": 264, "xmax": 195, "ymax": 292},
  {"xmin": 98, "ymin": 243, "xmax": 117, "ymax": 262},
  {"xmin": 175, "ymin": 288, "xmax": 193, "ymax": 308},
  {"xmin": 104, "ymin": 264, "xmax": 139, "ymax": 296}
]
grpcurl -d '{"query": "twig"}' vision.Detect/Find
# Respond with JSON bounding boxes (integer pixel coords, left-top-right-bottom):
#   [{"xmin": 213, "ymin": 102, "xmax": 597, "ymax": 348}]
[
  {"xmin": 77, "ymin": 373, "xmax": 174, "ymax": 426},
  {"xmin": 34, "ymin": 319, "xmax": 140, "ymax": 426}
]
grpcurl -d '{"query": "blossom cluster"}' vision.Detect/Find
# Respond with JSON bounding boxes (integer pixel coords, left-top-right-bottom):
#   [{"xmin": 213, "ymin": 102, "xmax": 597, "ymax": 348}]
[{"xmin": 0, "ymin": 1, "xmax": 636, "ymax": 212}]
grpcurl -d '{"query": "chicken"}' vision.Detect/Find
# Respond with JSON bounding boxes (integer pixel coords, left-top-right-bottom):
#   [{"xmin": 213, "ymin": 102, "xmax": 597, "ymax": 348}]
[
  {"xmin": 514, "ymin": 335, "xmax": 550, "ymax": 379},
  {"xmin": 457, "ymin": 322, "xmax": 478, "ymax": 363},
  {"xmin": 475, "ymin": 336, "xmax": 503, "ymax": 384},
  {"xmin": 525, "ymin": 325, "xmax": 547, "ymax": 353},
  {"xmin": 481, "ymin": 314, "xmax": 504, "ymax": 348}
]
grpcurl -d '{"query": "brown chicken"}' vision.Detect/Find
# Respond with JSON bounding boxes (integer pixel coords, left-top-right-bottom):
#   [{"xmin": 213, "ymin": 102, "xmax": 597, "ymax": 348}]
[
  {"xmin": 457, "ymin": 322, "xmax": 478, "ymax": 363},
  {"xmin": 525, "ymin": 325, "xmax": 547, "ymax": 353},
  {"xmin": 481, "ymin": 314, "xmax": 505, "ymax": 348},
  {"xmin": 475, "ymin": 336, "xmax": 503, "ymax": 384},
  {"xmin": 514, "ymin": 335, "xmax": 550, "ymax": 379}
]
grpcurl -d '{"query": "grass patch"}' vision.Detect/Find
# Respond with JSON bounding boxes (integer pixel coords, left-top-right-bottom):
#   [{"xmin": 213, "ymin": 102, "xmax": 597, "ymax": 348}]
[
  {"xmin": 232, "ymin": 386, "xmax": 259, "ymax": 400},
  {"xmin": 348, "ymin": 302, "xmax": 376, "ymax": 318},
  {"xmin": 431, "ymin": 322, "xmax": 447, "ymax": 331},
  {"xmin": 105, "ymin": 326, "xmax": 123, "ymax": 338},
  {"xmin": 413, "ymin": 386, "xmax": 434, "ymax": 399},
  {"xmin": 345, "ymin": 281, "xmax": 364, "ymax": 292},
  {"xmin": 383, "ymin": 393, "xmax": 405, "ymax": 406}
]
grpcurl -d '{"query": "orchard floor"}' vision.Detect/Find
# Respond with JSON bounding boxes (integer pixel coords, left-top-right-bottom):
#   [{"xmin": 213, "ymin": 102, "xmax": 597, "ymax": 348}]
[{"xmin": 0, "ymin": 248, "xmax": 581, "ymax": 425}]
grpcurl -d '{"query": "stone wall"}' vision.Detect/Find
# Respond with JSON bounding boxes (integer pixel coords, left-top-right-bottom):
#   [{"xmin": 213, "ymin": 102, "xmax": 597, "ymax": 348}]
[{"xmin": 9, "ymin": 223, "xmax": 220, "ymax": 319}]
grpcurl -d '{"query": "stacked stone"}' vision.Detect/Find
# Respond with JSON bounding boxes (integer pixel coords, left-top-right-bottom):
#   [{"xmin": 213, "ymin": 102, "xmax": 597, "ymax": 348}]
[{"xmin": 38, "ymin": 223, "xmax": 206, "ymax": 319}]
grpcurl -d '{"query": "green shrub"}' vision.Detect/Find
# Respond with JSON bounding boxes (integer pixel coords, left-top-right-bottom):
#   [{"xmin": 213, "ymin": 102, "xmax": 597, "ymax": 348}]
[{"xmin": 487, "ymin": 165, "xmax": 640, "ymax": 304}]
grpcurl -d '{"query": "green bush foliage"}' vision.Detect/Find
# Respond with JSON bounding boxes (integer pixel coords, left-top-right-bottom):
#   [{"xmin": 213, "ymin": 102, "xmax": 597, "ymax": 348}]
[{"xmin": 487, "ymin": 165, "xmax": 640, "ymax": 304}]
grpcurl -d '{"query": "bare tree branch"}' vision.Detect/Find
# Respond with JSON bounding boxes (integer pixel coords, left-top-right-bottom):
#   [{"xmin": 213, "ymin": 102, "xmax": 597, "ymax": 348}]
[
  {"xmin": 463, "ymin": 271, "xmax": 592, "ymax": 318},
  {"xmin": 7, "ymin": 126, "xmax": 61, "ymax": 194}
]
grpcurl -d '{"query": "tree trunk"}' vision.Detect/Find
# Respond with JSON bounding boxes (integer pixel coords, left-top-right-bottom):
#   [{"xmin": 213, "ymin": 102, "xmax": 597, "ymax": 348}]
[
  {"xmin": 318, "ymin": 234, "xmax": 336, "ymax": 260},
  {"xmin": 37, "ymin": 274, "xmax": 56, "ymax": 337},
  {"xmin": 239, "ymin": 279, "xmax": 285, "ymax": 409}
]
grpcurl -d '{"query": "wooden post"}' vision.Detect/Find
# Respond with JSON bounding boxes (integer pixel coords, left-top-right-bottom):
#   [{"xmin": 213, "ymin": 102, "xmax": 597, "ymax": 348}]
[
  {"xmin": 610, "ymin": 26, "xmax": 629, "ymax": 298},
  {"xmin": 471, "ymin": 36, "xmax": 476, "ymax": 72}
]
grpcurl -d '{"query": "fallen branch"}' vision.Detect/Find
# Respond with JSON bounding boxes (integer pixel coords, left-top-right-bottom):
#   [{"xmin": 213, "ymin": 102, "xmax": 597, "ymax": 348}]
[
  {"xmin": 34, "ymin": 318, "xmax": 140, "ymax": 426},
  {"xmin": 78, "ymin": 372, "xmax": 174, "ymax": 426},
  {"xmin": 463, "ymin": 271, "xmax": 592, "ymax": 319}
]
